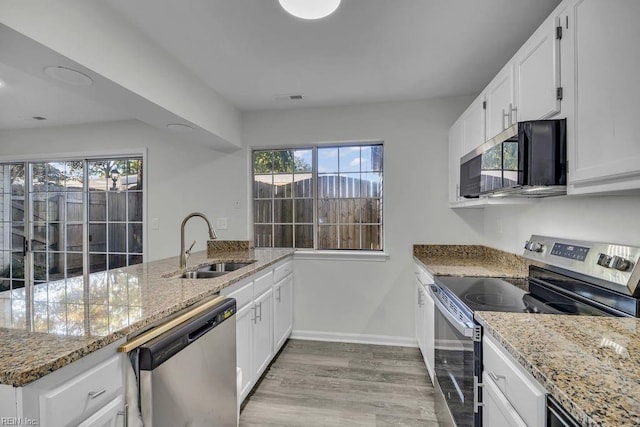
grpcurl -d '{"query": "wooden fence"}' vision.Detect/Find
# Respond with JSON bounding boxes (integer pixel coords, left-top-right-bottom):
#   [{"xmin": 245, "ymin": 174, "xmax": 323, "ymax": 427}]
[{"xmin": 254, "ymin": 175, "xmax": 382, "ymax": 250}]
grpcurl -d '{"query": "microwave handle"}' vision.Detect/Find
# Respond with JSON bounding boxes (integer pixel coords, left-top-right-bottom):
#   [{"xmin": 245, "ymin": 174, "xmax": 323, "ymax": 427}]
[{"xmin": 430, "ymin": 286, "xmax": 475, "ymax": 337}]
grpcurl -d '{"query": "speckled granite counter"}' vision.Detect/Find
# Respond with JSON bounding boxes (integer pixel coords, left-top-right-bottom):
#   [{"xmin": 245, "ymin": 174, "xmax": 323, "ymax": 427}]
[
  {"xmin": 476, "ymin": 312, "xmax": 640, "ymax": 427},
  {"xmin": 413, "ymin": 244, "xmax": 528, "ymax": 278},
  {"xmin": 0, "ymin": 247, "xmax": 294, "ymax": 386}
]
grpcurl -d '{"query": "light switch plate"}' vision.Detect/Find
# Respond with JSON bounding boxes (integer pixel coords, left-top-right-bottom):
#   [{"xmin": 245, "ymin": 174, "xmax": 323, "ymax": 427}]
[{"xmin": 216, "ymin": 217, "xmax": 228, "ymax": 230}]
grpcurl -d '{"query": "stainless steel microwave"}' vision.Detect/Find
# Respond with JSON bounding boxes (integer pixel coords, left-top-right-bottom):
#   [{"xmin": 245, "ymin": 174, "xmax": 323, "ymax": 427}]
[{"xmin": 459, "ymin": 119, "xmax": 567, "ymax": 198}]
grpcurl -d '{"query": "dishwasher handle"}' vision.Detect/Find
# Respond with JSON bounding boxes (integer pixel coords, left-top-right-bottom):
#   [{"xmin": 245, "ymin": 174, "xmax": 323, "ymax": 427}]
[
  {"xmin": 188, "ymin": 318, "xmax": 217, "ymax": 343},
  {"xmin": 139, "ymin": 298, "xmax": 236, "ymax": 371}
]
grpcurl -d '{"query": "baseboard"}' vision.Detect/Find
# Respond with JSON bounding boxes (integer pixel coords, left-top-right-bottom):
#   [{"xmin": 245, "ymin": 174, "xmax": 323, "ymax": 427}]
[{"xmin": 290, "ymin": 330, "xmax": 418, "ymax": 348}]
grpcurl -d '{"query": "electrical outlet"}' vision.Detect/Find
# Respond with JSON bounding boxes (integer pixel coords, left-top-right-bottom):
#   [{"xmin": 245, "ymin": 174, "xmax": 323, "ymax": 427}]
[
  {"xmin": 233, "ymin": 200, "xmax": 241, "ymax": 210},
  {"xmin": 216, "ymin": 218, "xmax": 228, "ymax": 230},
  {"xmin": 151, "ymin": 218, "xmax": 159, "ymax": 230},
  {"xmin": 497, "ymin": 219, "xmax": 504, "ymax": 235}
]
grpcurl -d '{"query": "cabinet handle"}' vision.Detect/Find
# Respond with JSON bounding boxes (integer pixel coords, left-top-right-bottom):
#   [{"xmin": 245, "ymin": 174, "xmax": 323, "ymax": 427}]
[
  {"xmin": 489, "ymin": 371, "xmax": 506, "ymax": 382},
  {"xmin": 88, "ymin": 389, "xmax": 106, "ymax": 399},
  {"xmin": 276, "ymin": 287, "xmax": 282, "ymax": 303},
  {"xmin": 256, "ymin": 302, "xmax": 263, "ymax": 322},
  {"xmin": 251, "ymin": 305, "xmax": 257, "ymax": 324},
  {"xmin": 509, "ymin": 103, "xmax": 517, "ymax": 125},
  {"xmin": 417, "ymin": 288, "xmax": 423, "ymax": 307},
  {"xmin": 502, "ymin": 108, "xmax": 509, "ymax": 130},
  {"xmin": 118, "ymin": 403, "xmax": 129, "ymax": 427}
]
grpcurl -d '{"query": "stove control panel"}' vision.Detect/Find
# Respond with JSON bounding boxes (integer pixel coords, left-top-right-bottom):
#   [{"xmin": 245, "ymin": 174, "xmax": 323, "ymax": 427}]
[
  {"xmin": 597, "ymin": 253, "xmax": 632, "ymax": 272},
  {"xmin": 523, "ymin": 235, "xmax": 640, "ymax": 297},
  {"xmin": 550, "ymin": 243, "xmax": 590, "ymax": 261}
]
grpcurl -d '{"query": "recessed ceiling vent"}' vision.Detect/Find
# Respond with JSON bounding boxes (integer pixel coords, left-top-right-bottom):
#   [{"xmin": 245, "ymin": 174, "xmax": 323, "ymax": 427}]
[
  {"xmin": 274, "ymin": 94, "xmax": 304, "ymax": 101},
  {"xmin": 32, "ymin": 116, "xmax": 47, "ymax": 121}
]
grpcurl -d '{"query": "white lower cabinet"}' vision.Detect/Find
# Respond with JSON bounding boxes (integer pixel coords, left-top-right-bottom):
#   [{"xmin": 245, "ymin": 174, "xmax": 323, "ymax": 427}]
[
  {"xmin": 77, "ymin": 395, "xmax": 124, "ymax": 427},
  {"xmin": 483, "ymin": 334, "xmax": 546, "ymax": 427},
  {"xmin": 273, "ymin": 274, "xmax": 293, "ymax": 352},
  {"xmin": 253, "ymin": 287, "xmax": 274, "ymax": 378},
  {"xmin": 235, "ymin": 300, "xmax": 254, "ymax": 400},
  {"xmin": 3, "ymin": 341, "xmax": 128, "ymax": 427},
  {"xmin": 414, "ymin": 263, "xmax": 435, "ymax": 383},
  {"xmin": 222, "ymin": 256, "xmax": 294, "ymax": 403},
  {"xmin": 482, "ymin": 373, "xmax": 527, "ymax": 427}
]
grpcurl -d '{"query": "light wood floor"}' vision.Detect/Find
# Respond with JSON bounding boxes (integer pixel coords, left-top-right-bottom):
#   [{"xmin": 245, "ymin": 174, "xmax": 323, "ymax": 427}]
[{"xmin": 239, "ymin": 339, "xmax": 439, "ymax": 427}]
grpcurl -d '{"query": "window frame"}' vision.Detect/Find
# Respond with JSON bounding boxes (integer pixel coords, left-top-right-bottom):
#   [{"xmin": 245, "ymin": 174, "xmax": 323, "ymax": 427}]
[
  {"xmin": 251, "ymin": 141, "xmax": 384, "ymax": 253},
  {"xmin": 0, "ymin": 148, "xmax": 148, "ymax": 278}
]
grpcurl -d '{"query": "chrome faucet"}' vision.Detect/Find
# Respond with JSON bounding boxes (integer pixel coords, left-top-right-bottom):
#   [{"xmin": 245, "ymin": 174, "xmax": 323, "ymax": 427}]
[{"xmin": 180, "ymin": 212, "xmax": 217, "ymax": 269}]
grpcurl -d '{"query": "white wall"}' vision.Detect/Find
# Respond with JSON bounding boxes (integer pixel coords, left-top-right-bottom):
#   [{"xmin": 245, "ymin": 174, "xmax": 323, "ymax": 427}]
[
  {"xmin": 243, "ymin": 97, "xmax": 483, "ymax": 344},
  {"xmin": 0, "ymin": 120, "xmax": 248, "ymax": 261},
  {"xmin": 482, "ymin": 196, "xmax": 640, "ymax": 254}
]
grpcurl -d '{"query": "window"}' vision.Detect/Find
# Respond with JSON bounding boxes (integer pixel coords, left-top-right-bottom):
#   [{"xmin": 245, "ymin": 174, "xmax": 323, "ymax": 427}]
[
  {"xmin": 253, "ymin": 144, "xmax": 383, "ymax": 250},
  {"xmin": 0, "ymin": 157, "xmax": 144, "ymax": 294}
]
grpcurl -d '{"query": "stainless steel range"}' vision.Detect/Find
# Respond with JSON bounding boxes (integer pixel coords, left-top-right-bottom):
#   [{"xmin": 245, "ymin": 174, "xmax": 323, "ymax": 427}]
[{"xmin": 429, "ymin": 235, "xmax": 640, "ymax": 427}]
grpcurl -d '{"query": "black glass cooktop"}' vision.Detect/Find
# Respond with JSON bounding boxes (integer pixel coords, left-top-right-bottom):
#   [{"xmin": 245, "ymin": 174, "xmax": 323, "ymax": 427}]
[
  {"xmin": 434, "ymin": 275, "xmax": 615, "ymax": 316},
  {"xmin": 435, "ymin": 276, "xmax": 531, "ymax": 313}
]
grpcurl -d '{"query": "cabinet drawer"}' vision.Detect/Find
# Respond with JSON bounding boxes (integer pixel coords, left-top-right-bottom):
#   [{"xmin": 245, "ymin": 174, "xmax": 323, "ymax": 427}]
[
  {"xmin": 224, "ymin": 280, "xmax": 254, "ymax": 309},
  {"xmin": 273, "ymin": 260, "xmax": 293, "ymax": 283},
  {"xmin": 254, "ymin": 270, "xmax": 273, "ymax": 296},
  {"xmin": 40, "ymin": 355, "xmax": 123, "ymax": 427},
  {"xmin": 483, "ymin": 335, "xmax": 545, "ymax": 427}
]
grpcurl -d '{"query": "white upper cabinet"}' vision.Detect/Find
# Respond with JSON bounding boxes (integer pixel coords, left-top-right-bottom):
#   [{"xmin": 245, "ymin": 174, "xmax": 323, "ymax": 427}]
[
  {"xmin": 514, "ymin": 11, "xmax": 562, "ymax": 122},
  {"xmin": 448, "ymin": 118, "xmax": 464, "ymax": 204},
  {"xmin": 461, "ymin": 94, "xmax": 486, "ymax": 156},
  {"xmin": 484, "ymin": 64, "xmax": 515, "ymax": 140},
  {"xmin": 564, "ymin": 0, "xmax": 640, "ymax": 194}
]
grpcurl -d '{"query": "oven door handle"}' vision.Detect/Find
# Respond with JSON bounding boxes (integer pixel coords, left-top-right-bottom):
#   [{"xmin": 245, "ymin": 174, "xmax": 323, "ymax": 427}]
[{"xmin": 431, "ymin": 286, "xmax": 475, "ymax": 337}]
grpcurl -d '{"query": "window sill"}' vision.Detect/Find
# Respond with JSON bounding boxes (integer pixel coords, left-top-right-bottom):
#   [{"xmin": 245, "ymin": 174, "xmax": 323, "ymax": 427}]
[{"xmin": 294, "ymin": 250, "xmax": 389, "ymax": 262}]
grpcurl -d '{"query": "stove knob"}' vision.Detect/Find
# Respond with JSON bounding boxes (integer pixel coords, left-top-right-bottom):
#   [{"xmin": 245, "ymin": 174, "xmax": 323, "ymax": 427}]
[
  {"xmin": 610, "ymin": 256, "xmax": 632, "ymax": 272},
  {"xmin": 597, "ymin": 253, "xmax": 612, "ymax": 267},
  {"xmin": 524, "ymin": 240, "xmax": 531, "ymax": 250},
  {"xmin": 529, "ymin": 242, "xmax": 543, "ymax": 253}
]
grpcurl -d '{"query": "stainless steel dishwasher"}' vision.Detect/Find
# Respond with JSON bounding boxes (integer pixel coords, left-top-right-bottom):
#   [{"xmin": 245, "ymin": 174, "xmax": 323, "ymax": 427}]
[{"xmin": 138, "ymin": 298, "xmax": 237, "ymax": 427}]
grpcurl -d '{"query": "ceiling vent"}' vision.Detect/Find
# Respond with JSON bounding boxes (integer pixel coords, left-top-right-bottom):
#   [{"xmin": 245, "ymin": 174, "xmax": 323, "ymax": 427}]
[{"xmin": 274, "ymin": 94, "xmax": 304, "ymax": 101}]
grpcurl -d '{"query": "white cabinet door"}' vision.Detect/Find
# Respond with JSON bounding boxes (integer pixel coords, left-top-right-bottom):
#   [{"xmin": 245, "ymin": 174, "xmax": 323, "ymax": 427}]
[
  {"xmin": 448, "ymin": 119, "xmax": 464, "ymax": 204},
  {"xmin": 414, "ymin": 279, "xmax": 425, "ymax": 351},
  {"xmin": 273, "ymin": 274, "xmax": 293, "ymax": 352},
  {"xmin": 482, "ymin": 373, "xmax": 527, "ymax": 427},
  {"xmin": 514, "ymin": 15, "xmax": 561, "ymax": 122},
  {"xmin": 461, "ymin": 95, "xmax": 486, "ymax": 155},
  {"xmin": 566, "ymin": 0, "xmax": 640, "ymax": 193},
  {"xmin": 422, "ymin": 285, "xmax": 435, "ymax": 383},
  {"xmin": 235, "ymin": 302, "xmax": 254, "ymax": 401},
  {"xmin": 253, "ymin": 288, "xmax": 273, "ymax": 379},
  {"xmin": 77, "ymin": 395, "xmax": 123, "ymax": 427},
  {"xmin": 485, "ymin": 64, "xmax": 515, "ymax": 139}
]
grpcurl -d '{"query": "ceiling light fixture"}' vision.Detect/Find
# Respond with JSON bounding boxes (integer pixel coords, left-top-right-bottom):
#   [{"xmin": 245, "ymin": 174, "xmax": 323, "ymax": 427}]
[
  {"xmin": 278, "ymin": 0, "xmax": 341, "ymax": 20},
  {"xmin": 44, "ymin": 66, "xmax": 93, "ymax": 86},
  {"xmin": 166, "ymin": 123, "xmax": 194, "ymax": 132}
]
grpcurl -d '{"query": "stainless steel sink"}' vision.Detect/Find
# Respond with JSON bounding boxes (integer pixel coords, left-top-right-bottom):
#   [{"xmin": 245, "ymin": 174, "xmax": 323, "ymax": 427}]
[
  {"xmin": 199, "ymin": 261, "xmax": 256, "ymax": 272},
  {"xmin": 180, "ymin": 270, "xmax": 229, "ymax": 279}
]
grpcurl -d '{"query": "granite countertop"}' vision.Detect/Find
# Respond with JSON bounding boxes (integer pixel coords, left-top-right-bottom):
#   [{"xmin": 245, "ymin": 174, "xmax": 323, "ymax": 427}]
[
  {"xmin": 413, "ymin": 244, "xmax": 528, "ymax": 278},
  {"xmin": 0, "ymin": 247, "xmax": 294, "ymax": 386},
  {"xmin": 476, "ymin": 312, "xmax": 640, "ymax": 427}
]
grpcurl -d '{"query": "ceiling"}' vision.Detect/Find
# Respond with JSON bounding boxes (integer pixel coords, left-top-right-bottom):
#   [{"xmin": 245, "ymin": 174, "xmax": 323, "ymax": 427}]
[
  {"xmin": 105, "ymin": 0, "xmax": 562, "ymax": 111},
  {"xmin": 0, "ymin": 0, "xmax": 562, "ymax": 132},
  {"xmin": 0, "ymin": 61, "xmax": 130, "ymax": 130}
]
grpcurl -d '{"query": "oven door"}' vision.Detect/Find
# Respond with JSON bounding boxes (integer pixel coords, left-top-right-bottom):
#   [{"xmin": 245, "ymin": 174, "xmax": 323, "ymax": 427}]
[{"xmin": 432, "ymin": 289, "xmax": 478, "ymax": 427}]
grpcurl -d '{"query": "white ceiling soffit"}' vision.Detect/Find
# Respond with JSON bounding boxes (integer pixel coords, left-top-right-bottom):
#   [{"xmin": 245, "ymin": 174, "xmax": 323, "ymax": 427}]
[
  {"xmin": 105, "ymin": 0, "xmax": 562, "ymax": 111},
  {"xmin": 0, "ymin": 60, "xmax": 129, "ymax": 130},
  {"xmin": 0, "ymin": 19, "xmax": 240, "ymax": 151}
]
